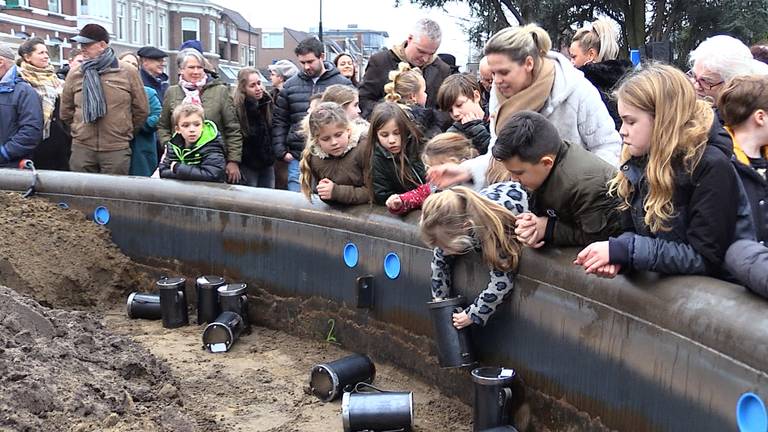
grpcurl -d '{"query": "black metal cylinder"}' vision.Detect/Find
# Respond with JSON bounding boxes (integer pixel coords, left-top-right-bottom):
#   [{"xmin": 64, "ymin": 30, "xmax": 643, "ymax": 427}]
[
  {"xmin": 472, "ymin": 367, "xmax": 516, "ymax": 432},
  {"xmin": 218, "ymin": 283, "xmax": 249, "ymax": 327},
  {"xmin": 309, "ymin": 354, "xmax": 376, "ymax": 402},
  {"xmin": 342, "ymin": 391, "xmax": 414, "ymax": 432},
  {"xmin": 126, "ymin": 292, "xmax": 161, "ymax": 320},
  {"xmin": 158, "ymin": 277, "xmax": 188, "ymax": 328},
  {"xmin": 427, "ymin": 296, "xmax": 475, "ymax": 368},
  {"xmin": 196, "ymin": 275, "xmax": 225, "ymax": 325},
  {"xmin": 202, "ymin": 311, "xmax": 245, "ymax": 353}
]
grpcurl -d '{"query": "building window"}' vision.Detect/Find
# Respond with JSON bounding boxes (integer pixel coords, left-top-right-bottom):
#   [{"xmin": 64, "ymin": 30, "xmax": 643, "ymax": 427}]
[
  {"xmin": 158, "ymin": 11, "xmax": 167, "ymax": 48},
  {"xmin": 249, "ymin": 47, "xmax": 256, "ymax": 66},
  {"xmin": 240, "ymin": 46, "xmax": 247, "ymax": 65},
  {"xmin": 116, "ymin": 2, "xmax": 126, "ymax": 41},
  {"xmin": 146, "ymin": 10, "xmax": 154, "ymax": 46},
  {"xmin": 262, "ymin": 33, "xmax": 283, "ymax": 49},
  {"xmin": 48, "ymin": 43, "xmax": 61, "ymax": 65},
  {"xmin": 181, "ymin": 17, "xmax": 199, "ymax": 44},
  {"xmin": 131, "ymin": 5, "xmax": 141, "ymax": 44},
  {"xmin": 48, "ymin": 0, "xmax": 60, "ymax": 13},
  {"xmin": 209, "ymin": 20, "xmax": 216, "ymax": 52},
  {"xmin": 229, "ymin": 24, "xmax": 237, "ymax": 40},
  {"xmin": 219, "ymin": 22, "xmax": 226, "ymax": 39},
  {"xmin": 80, "ymin": 0, "xmax": 111, "ymax": 19}
]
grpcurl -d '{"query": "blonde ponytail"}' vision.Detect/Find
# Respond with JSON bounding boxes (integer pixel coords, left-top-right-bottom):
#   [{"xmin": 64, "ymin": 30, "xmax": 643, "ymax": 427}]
[{"xmin": 384, "ymin": 62, "xmax": 424, "ymax": 104}]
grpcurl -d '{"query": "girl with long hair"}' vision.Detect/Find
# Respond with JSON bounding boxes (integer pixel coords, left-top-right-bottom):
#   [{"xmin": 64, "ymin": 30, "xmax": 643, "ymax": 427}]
[
  {"xmin": 299, "ymin": 102, "xmax": 369, "ymax": 204},
  {"xmin": 575, "ymin": 63, "xmax": 754, "ymax": 278},
  {"xmin": 234, "ymin": 67, "xmax": 274, "ymax": 187},
  {"xmin": 420, "ymin": 182, "xmax": 527, "ymax": 328}
]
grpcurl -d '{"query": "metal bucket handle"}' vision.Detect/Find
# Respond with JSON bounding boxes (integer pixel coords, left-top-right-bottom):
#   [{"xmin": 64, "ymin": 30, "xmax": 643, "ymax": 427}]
[{"xmin": 353, "ymin": 382, "xmax": 390, "ymax": 394}]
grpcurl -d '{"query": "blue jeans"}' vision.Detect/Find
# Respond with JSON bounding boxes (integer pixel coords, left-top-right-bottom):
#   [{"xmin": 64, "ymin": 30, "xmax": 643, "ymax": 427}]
[{"xmin": 287, "ymin": 158, "xmax": 300, "ymax": 192}]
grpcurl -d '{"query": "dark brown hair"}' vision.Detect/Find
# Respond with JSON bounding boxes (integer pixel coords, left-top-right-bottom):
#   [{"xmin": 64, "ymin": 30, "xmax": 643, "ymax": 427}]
[
  {"xmin": 718, "ymin": 75, "xmax": 768, "ymax": 126},
  {"xmin": 436, "ymin": 73, "xmax": 481, "ymax": 111}
]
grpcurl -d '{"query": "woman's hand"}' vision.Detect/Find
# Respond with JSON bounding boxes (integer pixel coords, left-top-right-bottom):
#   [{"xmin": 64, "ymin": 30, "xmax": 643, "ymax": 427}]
[
  {"xmin": 575, "ymin": 241, "xmax": 611, "ymax": 273},
  {"xmin": 427, "ymin": 163, "xmax": 471, "ymax": 188},
  {"xmin": 226, "ymin": 161, "xmax": 242, "ymax": 184},
  {"xmin": 385, "ymin": 194, "xmax": 403, "ymax": 211},
  {"xmin": 452, "ymin": 311, "xmax": 473, "ymax": 329},
  {"xmin": 317, "ymin": 178, "xmax": 335, "ymax": 200}
]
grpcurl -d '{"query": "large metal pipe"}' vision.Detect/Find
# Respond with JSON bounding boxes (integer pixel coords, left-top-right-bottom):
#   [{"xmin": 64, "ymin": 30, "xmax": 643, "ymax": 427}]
[{"xmin": 2, "ymin": 169, "xmax": 767, "ymax": 432}]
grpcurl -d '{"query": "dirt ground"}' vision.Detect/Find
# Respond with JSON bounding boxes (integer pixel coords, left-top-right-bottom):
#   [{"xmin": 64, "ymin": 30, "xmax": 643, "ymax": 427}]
[{"xmin": 0, "ymin": 192, "xmax": 471, "ymax": 431}]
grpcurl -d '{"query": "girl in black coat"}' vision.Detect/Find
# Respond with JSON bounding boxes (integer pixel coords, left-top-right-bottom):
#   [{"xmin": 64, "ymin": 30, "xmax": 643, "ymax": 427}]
[{"xmin": 234, "ymin": 67, "xmax": 275, "ymax": 188}]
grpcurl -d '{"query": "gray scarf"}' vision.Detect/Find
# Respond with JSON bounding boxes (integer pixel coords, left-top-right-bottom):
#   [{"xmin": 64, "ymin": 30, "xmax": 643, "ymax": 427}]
[{"xmin": 80, "ymin": 47, "xmax": 117, "ymax": 123}]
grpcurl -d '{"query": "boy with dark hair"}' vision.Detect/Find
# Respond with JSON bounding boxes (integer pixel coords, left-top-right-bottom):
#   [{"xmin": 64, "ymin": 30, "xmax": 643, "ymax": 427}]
[
  {"xmin": 436, "ymin": 74, "xmax": 490, "ymax": 154},
  {"xmin": 158, "ymin": 103, "xmax": 225, "ymax": 182},
  {"xmin": 491, "ymin": 111, "xmax": 623, "ymax": 247}
]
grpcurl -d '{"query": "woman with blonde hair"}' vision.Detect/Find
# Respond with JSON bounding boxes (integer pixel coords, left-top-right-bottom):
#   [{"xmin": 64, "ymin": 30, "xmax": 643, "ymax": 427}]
[
  {"xmin": 420, "ymin": 182, "xmax": 527, "ymax": 328},
  {"xmin": 569, "ymin": 18, "xmax": 632, "ymax": 129},
  {"xmin": 575, "ymin": 63, "xmax": 755, "ymax": 279}
]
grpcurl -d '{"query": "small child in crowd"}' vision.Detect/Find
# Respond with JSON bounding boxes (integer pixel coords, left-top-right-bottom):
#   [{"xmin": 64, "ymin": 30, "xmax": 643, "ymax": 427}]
[
  {"xmin": 321, "ymin": 84, "xmax": 367, "ymax": 128},
  {"xmin": 420, "ymin": 182, "xmax": 528, "ymax": 328},
  {"xmin": 575, "ymin": 64, "xmax": 754, "ymax": 278},
  {"xmin": 158, "ymin": 103, "xmax": 226, "ymax": 182},
  {"xmin": 436, "ymin": 74, "xmax": 490, "ymax": 155},
  {"xmin": 299, "ymin": 102, "xmax": 370, "ymax": 204},
  {"xmin": 366, "ymin": 102, "xmax": 427, "ymax": 210},
  {"xmin": 384, "ymin": 63, "xmax": 441, "ymax": 139}
]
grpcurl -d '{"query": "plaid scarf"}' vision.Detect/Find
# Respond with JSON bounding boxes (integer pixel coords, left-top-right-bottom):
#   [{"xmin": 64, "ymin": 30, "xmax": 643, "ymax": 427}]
[
  {"xmin": 18, "ymin": 61, "xmax": 63, "ymax": 139},
  {"xmin": 178, "ymin": 75, "xmax": 207, "ymax": 105},
  {"xmin": 80, "ymin": 47, "xmax": 117, "ymax": 123}
]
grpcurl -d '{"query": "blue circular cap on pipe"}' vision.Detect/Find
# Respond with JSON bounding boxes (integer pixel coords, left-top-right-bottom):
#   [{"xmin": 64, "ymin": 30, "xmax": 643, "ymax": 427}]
[
  {"xmin": 57, "ymin": 202, "xmax": 69, "ymax": 209},
  {"xmin": 737, "ymin": 392, "xmax": 767, "ymax": 432},
  {"xmin": 384, "ymin": 252, "xmax": 401, "ymax": 279},
  {"xmin": 93, "ymin": 206, "xmax": 110, "ymax": 225},
  {"xmin": 343, "ymin": 243, "xmax": 359, "ymax": 268}
]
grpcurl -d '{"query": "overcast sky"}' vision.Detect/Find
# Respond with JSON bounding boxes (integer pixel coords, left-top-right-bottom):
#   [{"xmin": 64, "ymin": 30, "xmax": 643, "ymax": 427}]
[{"xmin": 216, "ymin": 0, "xmax": 476, "ymax": 69}]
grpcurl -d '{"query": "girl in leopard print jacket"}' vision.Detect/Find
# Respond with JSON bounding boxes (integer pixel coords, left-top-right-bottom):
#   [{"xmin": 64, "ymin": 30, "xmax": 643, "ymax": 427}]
[{"xmin": 420, "ymin": 182, "xmax": 528, "ymax": 328}]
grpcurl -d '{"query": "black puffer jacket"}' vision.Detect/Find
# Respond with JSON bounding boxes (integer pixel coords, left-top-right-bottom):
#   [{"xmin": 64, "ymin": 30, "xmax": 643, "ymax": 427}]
[
  {"xmin": 371, "ymin": 141, "xmax": 426, "ymax": 205},
  {"xmin": 407, "ymin": 105, "xmax": 442, "ymax": 140},
  {"xmin": 579, "ymin": 60, "xmax": 633, "ymax": 130},
  {"xmin": 447, "ymin": 119, "xmax": 490, "ymax": 155},
  {"xmin": 271, "ymin": 62, "xmax": 351, "ymax": 159},
  {"xmin": 241, "ymin": 96, "xmax": 274, "ymax": 170},
  {"xmin": 609, "ymin": 121, "xmax": 756, "ymax": 277},
  {"xmin": 734, "ymin": 160, "xmax": 768, "ymax": 243},
  {"xmin": 159, "ymin": 120, "xmax": 226, "ymax": 183}
]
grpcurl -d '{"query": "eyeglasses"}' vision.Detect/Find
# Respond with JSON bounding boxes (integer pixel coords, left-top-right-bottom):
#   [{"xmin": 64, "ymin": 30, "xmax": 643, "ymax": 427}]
[{"xmin": 686, "ymin": 69, "xmax": 724, "ymax": 90}]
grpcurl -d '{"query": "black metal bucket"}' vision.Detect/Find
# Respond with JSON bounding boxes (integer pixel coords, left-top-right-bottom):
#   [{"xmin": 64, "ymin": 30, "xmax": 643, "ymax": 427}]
[
  {"xmin": 471, "ymin": 367, "xmax": 516, "ymax": 431},
  {"xmin": 196, "ymin": 275, "xmax": 225, "ymax": 325},
  {"xmin": 309, "ymin": 354, "xmax": 376, "ymax": 402},
  {"xmin": 202, "ymin": 311, "xmax": 245, "ymax": 353},
  {"xmin": 342, "ymin": 384, "xmax": 414, "ymax": 432},
  {"xmin": 218, "ymin": 283, "xmax": 249, "ymax": 328},
  {"xmin": 158, "ymin": 277, "xmax": 188, "ymax": 328},
  {"xmin": 126, "ymin": 292, "xmax": 161, "ymax": 320},
  {"xmin": 427, "ymin": 296, "xmax": 475, "ymax": 368}
]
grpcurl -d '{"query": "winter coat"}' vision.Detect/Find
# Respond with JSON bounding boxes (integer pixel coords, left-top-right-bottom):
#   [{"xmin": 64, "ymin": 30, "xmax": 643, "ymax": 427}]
[
  {"xmin": 358, "ymin": 43, "xmax": 451, "ymax": 120},
  {"xmin": 371, "ymin": 139, "xmax": 426, "ymax": 205},
  {"xmin": 406, "ymin": 105, "xmax": 442, "ymax": 140},
  {"xmin": 724, "ymin": 239, "xmax": 768, "ymax": 299},
  {"xmin": 272, "ymin": 62, "xmax": 351, "ymax": 160},
  {"xmin": 32, "ymin": 98, "xmax": 71, "ymax": 171},
  {"xmin": 579, "ymin": 60, "xmax": 633, "ymax": 130},
  {"xmin": 609, "ymin": 123, "xmax": 756, "ymax": 277},
  {"xmin": 129, "ymin": 86, "xmax": 162, "ymax": 176},
  {"xmin": 447, "ymin": 119, "xmax": 490, "ymax": 155},
  {"xmin": 158, "ymin": 120, "xmax": 225, "ymax": 182},
  {"xmin": 60, "ymin": 60, "xmax": 148, "ymax": 152},
  {"xmin": 529, "ymin": 140, "xmax": 624, "ymax": 246},
  {"xmin": 158, "ymin": 75, "xmax": 243, "ymax": 163},
  {"xmin": 0, "ymin": 66, "xmax": 43, "ymax": 168},
  {"xmin": 140, "ymin": 67, "xmax": 169, "ymax": 101},
  {"xmin": 241, "ymin": 96, "xmax": 274, "ymax": 170},
  {"xmin": 726, "ymin": 128, "xmax": 768, "ymax": 244},
  {"xmin": 304, "ymin": 127, "xmax": 370, "ymax": 204}
]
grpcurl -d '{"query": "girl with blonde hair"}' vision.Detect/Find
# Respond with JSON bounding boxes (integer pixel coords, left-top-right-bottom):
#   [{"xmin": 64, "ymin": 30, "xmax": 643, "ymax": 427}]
[
  {"xmin": 420, "ymin": 182, "xmax": 527, "ymax": 328},
  {"xmin": 321, "ymin": 84, "xmax": 368, "ymax": 128},
  {"xmin": 299, "ymin": 102, "xmax": 370, "ymax": 204},
  {"xmin": 385, "ymin": 62, "xmax": 440, "ymax": 138},
  {"xmin": 575, "ymin": 63, "xmax": 754, "ymax": 278}
]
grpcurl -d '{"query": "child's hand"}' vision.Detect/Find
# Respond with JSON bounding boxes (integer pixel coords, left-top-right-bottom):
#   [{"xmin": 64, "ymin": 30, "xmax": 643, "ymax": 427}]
[
  {"xmin": 515, "ymin": 213, "xmax": 546, "ymax": 248},
  {"xmin": 385, "ymin": 194, "xmax": 403, "ymax": 210},
  {"xmin": 460, "ymin": 110, "xmax": 482, "ymax": 124},
  {"xmin": 452, "ymin": 311, "xmax": 473, "ymax": 329},
  {"xmin": 594, "ymin": 263, "xmax": 621, "ymax": 278},
  {"xmin": 427, "ymin": 163, "xmax": 471, "ymax": 188},
  {"xmin": 317, "ymin": 178, "xmax": 335, "ymax": 200},
  {"xmin": 575, "ymin": 241, "xmax": 611, "ymax": 273}
]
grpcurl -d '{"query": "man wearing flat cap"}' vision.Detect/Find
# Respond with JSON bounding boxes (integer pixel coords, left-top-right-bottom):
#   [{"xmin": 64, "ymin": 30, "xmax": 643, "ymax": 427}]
[
  {"xmin": 61, "ymin": 23, "xmax": 148, "ymax": 175},
  {"xmin": 0, "ymin": 42, "xmax": 43, "ymax": 168},
  {"xmin": 137, "ymin": 46, "xmax": 169, "ymax": 101}
]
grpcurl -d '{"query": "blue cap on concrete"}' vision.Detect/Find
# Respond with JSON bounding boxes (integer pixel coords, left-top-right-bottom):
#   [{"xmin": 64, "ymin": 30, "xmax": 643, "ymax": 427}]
[
  {"xmin": 737, "ymin": 392, "xmax": 767, "ymax": 432},
  {"xmin": 384, "ymin": 252, "xmax": 401, "ymax": 279},
  {"xmin": 343, "ymin": 243, "xmax": 359, "ymax": 268},
  {"xmin": 93, "ymin": 206, "xmax": 110, "ymax": 225}
]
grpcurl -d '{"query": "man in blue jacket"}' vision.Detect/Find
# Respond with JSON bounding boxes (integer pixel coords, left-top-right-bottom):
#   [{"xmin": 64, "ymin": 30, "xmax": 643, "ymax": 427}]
[{"xmin": 0, "ymin": 43, "xmax": 43, "ymax": 169}]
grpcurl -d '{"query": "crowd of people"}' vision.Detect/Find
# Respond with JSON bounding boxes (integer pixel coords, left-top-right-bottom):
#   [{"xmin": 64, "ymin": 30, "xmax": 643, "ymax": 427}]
[{"xmin": 2, "ymin": 18, "xmax": 768, "ymax": 328}]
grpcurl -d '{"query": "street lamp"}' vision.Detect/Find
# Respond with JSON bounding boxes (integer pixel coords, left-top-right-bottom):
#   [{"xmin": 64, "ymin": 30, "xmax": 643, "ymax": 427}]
[{"xmin": 318, "ymin": 0, "xmax": 323, "ymax": 42}]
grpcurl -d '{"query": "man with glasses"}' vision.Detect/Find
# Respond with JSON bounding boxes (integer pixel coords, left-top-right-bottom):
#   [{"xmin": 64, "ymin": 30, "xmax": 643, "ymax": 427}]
[
  {"xmin": 358, "ymin": 18, "xmax": 451, "ymax": 120},
  {"xmin": 137, "ymin": 46, "xmax": 169, "ymax": 101}
]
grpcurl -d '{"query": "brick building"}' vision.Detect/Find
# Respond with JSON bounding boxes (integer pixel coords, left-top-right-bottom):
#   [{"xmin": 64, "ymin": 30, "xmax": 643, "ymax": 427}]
[{"xmin": 0, "ymin": 0, "xmax": 79, "ymax": 65}]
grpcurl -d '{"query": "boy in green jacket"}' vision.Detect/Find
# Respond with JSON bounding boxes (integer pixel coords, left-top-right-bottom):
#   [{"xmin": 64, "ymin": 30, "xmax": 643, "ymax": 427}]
[{"xmin": 158, "ymin": 103, "xmax": 226, "ymax": 182}]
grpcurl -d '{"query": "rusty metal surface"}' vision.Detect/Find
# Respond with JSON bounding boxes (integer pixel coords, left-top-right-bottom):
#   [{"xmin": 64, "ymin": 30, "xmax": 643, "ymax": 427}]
[{"xmin": 2, "ymin": 169, "xmax": 767, "ymax": 431}]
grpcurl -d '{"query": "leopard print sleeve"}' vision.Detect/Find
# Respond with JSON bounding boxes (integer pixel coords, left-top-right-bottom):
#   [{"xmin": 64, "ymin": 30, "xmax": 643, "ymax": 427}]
[
  {"xmin": 430, "ymin": 247, "xmax": 455, "ymax": 300},
  {"xmin": 466, "ymin": 270, "xmax": 516, "ymax": 326}
]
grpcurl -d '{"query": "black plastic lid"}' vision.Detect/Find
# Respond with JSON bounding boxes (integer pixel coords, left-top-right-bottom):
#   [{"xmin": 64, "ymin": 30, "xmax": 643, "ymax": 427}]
[
  {"xmin": 156, "ymin": 277, "xmax": 186, "ymax": 289},
  {"xmin": 217, "ymin": 283, "xmax": 247, "ymax": 297}
]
